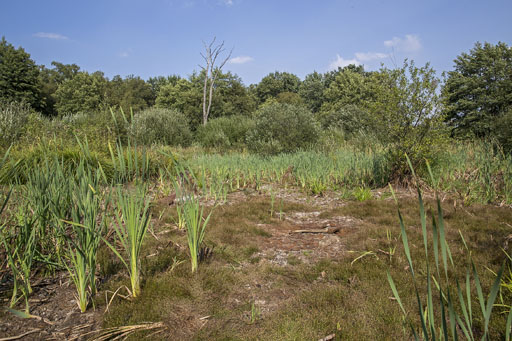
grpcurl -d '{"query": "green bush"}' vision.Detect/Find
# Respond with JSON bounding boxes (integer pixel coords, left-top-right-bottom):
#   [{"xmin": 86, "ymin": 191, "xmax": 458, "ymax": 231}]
[
  {"xmin": 246, "ymin": 103, "xmax": 320, "ymax": 155},
  {"xmin": 196, "ymin": 115, "xmax": 254, "ymax": 149},
  {"xmin": 129, "ymin": 107, "xmax": 192, "ymax": 147},
  {"xmin": 318, "ymin": 104, "xmax": 371, "ymax": 135},
  {"xmin": 0, "ymin": 101, "xmax": 32, "ymax": 146}
]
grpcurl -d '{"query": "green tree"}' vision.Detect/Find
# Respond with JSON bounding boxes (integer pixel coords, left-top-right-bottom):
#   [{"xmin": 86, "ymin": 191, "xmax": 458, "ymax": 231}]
[
  {"xmin": 147, "ymin": 75, "xmax": 181, "ymax": 101},
  {"xmin": 246, "ymin": 103, "xmax": 320, "ymax": 155},
  {"xmin": 156, "ymin": 77, "xmax": 202, "ymax": 127},
  {"xmin": 0, "ymin": 37, "xmax": 41, "ymax": 110},
  {"xmin": 54, "ymin": 71, "xmax": 108, "ymax": 115},
  {"xmin": 255, "ymin": 71, "xmax": 301, "ymax": 103},
  {"xmin": 156, "ymin": 70, "xmax": 255, "ymax": 129},
  {"xmin": 39, "ymin": 61, "xmax": 80, "ymax": 116},
  {"xmin": 320, "ymin": 65, "xmax": 376, "ymax": 114},
  {"xmin": 299, "ymin": 71, "xmax": 326, "ymax": 112},
  {"xmin": 443, "ymin": 41, "xmax": 512, "ymax": 138},
  {"xmin": 106, "ymin": 75, "xmax": 153, "ymax": 113},
  {"xmin": 371, "ymin": 61, "xmax": 448, "ymax": 178}
]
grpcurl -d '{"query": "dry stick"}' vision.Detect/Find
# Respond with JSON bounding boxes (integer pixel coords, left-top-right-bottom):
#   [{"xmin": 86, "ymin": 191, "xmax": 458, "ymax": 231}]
[
  {"xmin": 291, "ymin": 226, "xmax": 341, "ymax": 234},
  {"xmin": 0, "ymin": 329, "xmax": 41, "ymax": 341}
]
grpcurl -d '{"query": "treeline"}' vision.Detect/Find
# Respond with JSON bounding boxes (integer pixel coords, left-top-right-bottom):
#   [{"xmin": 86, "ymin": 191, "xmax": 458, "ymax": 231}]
[{"xmin": 1, "ymin": 36, "xmax": 511, "ymax": 163}]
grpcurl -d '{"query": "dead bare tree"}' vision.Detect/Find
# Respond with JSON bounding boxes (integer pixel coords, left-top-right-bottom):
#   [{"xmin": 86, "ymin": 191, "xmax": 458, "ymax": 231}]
[{"xmin": 199, "ymin": 37, "xmax": 232, "ymax": 126}]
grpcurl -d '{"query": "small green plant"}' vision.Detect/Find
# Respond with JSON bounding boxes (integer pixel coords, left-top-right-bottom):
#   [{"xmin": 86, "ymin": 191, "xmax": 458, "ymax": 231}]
[
  {"xmin": 352, "ymin": 186, "xmax": 372, "ymax": 201},
  {"xmin": 249, "ymin": 301, "xmax": 261, "ymax": 324},
  {"xmin": 106, "ymin": 185, "xmax": 151, "ymax": 298},
  {"xmin": 385, "ymin": 229, "xmax": 396, "ymax": 263}
]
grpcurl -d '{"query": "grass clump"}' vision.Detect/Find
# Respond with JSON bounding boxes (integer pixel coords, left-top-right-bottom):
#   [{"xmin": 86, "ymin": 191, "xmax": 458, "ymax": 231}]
[
  {"xmin": 106, "ymin": 185, "xmax": 151, "ymax": 298},
  {"xmin": 387, "ymin": 159, "xmax": 511, "ymax": 339}
]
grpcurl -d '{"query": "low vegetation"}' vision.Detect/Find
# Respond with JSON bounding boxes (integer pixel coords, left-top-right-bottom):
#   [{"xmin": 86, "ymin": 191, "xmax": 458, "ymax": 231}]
[{"xmin": 0, "ymin": 38, "xmax": 511, "ymax": 339}]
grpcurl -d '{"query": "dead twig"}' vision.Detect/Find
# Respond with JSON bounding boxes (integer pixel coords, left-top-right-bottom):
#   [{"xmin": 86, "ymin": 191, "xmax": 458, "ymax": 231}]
[
  {"xmin": 0, "ymin": 329, "xmax": 41, "ymax": 341},
  {"xmin": 291, "ymin": 226, "xmax": 341, "ymax": 234}
]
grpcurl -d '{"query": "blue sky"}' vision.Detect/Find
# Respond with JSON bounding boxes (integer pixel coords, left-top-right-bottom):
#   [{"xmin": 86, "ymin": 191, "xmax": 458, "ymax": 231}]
[{"xmin": 1, "ymin": 0, "xmax": 511, "ymax": 85}]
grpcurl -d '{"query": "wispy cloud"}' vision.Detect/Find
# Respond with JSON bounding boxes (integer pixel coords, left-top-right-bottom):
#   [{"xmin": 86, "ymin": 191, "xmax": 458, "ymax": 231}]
[
  {"xmin": 384, "ymin": 34, "xmax": 421, "ymax": 52},
  {"xmin": 328, "ymin": 54, "xmax": 360, "ymax": 70},
  {"xmin": 119, "ymin": 51, "xmax": 130, "ymax": 58},
  {"xmin": 229, "ymin": 55, "xmax": 254, "ymax": 64},
  {"xmin": 354, "ymin": 52, "xmax": 388, "ymax": 62},
  {"xmin": 222, "ymin": 0, "xmax": 234, "ymax": 6},
  {"xmin": 33, "ymin": 32, "xmax": 68, "ymax": 40}
]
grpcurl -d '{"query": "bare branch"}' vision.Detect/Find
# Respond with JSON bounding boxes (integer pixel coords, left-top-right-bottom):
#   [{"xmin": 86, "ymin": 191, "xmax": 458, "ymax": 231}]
[{"xmin": 200, "ymin": 38, "xmax": 233, "ymax": 125}]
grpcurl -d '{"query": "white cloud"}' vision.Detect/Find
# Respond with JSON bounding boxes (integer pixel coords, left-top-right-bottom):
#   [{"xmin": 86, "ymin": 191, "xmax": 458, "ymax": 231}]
[
  {"xmin": 33, "ymin": 32, "xmax": 68, "ymax": 40},
  {"xmin": 119, "ymin": 52, "xmax": 129, "ymax": 58},
  {"xmin": 222, "ymin": 0, "xmax": 233, "ymax": 6},
  {"xmin": 354, "ymin": 52, "xmax": 388, "ymax": 62},
  {"xmin": 328, "ymin": 54, "xmax": 360, "ymax": 70},
  {"xmin": 229, "ymin": 55, "xmax": 254, "ymax": 64},
  {"xmin": 384, "ymin": 34, "xmax": 421, "ymax": 52}
]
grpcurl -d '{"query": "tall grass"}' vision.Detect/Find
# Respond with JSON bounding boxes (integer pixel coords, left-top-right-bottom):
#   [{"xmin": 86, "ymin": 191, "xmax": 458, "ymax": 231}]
[
  {"xmin": 63, "ymin": 162, "xmax": 108, "ymax": 312},
  {"xmin": 183, "ymin": 195, "xmax": 212, "ymax": 273},
  {"xmin": 1, "ymin": 204, "xmax": 37, "ymax": 314},
  {"xmin": 106, "ymin": 186, "xmax": 151, "ymax": 297},
  {"xmin": 387, "ymin": 158, "xmax": 511, "ymax": 339},
  {"xmin": 188, "ymin": 149, "xmax": 390, "ymax": 195}
]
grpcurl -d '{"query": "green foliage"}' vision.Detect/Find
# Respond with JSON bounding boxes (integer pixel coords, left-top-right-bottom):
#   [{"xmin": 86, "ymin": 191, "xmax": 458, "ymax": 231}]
[
  {"xmin": 156, "ymin": 71, "xmax": 255, "ymax": 129},
  {"xmin": 299, "ymin": 71, "xmax": 327, "ymax": 113},
  {"xmin": 129, "ymin": 107, "xmax": 192, "ymax": 146},
  {"xmin": 38, "ymin": 61, "xmax": 81, "ymax": 116},
  {"xmin": 147, "ymin": 74, "xmax": 181, "ymax": 100},
  {"xmin": 246, "ymin": 103, "xmax": 320, "ymax": 155},
  {"xmin": 443, "ymin": 41, "xmax": 512, "ymax": 138},
  {"xmin": 105, "ymin": 75, "xmax": 154, "ymax": 113},
  {"xmin": 0, "ymin": 101, "xmax": 32, "ymax": 147},
  {"xmin": 0, "ymin": 37, "xmax": 42, "ymax": 110},
  {"xmin": 352, "ymin": 186, "xmax": 373, "ymax": 201},
  {"xmin": 196, "ymin": 115, "xmax": 254, "ymax": 149},
  {"xmin": 370, "ymin": 61, "xmax": 448, "ymax": 179},
  {"xmin": 318, "ymin": 104, "xmax": 372, "ymax": 136},
  {"xmin": 256, "ymin": 71, "xmax": 301, "ymax": 103},
  {"xmin": 320, "ymin": 65, "xmax": 376, "ymax": 114},
  {"xmin": 54, "ymin": 71, "xmax": 108, "ymax": 116}
]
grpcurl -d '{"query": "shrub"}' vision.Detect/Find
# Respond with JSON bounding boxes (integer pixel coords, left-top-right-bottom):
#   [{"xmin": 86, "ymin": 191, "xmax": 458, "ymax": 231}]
[
  {"xmin": 0, "ymin": 101, "xmax": 31, "ymax": 146},
  {"xmin": 196, "ymin": 115, "xmax": 254, "ymax": 149},
  {"xmin": 246, "ymin": 103, "xmax": 320, "ymax": 155},
  {"xmin": 129, "ymin": 107, "xmax": 192, "ymax": 147}
]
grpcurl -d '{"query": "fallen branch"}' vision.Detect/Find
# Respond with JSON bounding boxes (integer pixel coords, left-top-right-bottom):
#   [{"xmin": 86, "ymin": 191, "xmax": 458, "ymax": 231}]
[{"xmin": 291, "ymin": 226, "xmax": 341, "ymax": 234}]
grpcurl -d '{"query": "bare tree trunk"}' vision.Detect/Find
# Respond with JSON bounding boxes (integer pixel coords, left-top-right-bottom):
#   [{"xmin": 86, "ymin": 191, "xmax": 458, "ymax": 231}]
[{"xmin": 200, "ymin": 38, "xmax": 232, "ymax": 126}]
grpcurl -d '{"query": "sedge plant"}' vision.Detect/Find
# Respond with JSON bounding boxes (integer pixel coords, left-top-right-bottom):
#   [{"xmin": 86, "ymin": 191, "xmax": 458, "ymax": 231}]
[
  {"xmin": 387, "ymin": 156, "xmax": 511, "ymax": 340},
  {"xmin": 106, "ymin": 185, "xmax": 151, "ymax": 298}
]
